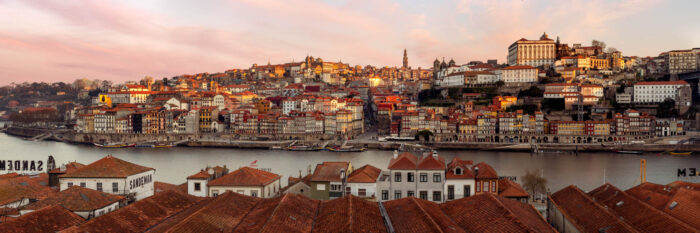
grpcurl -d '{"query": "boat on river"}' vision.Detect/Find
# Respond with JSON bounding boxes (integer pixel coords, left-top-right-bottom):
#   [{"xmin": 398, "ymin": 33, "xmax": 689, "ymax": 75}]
[
  {"xmin": 614, "ymin": 150, "xmax": 643, "ymax": 154},
  {"xmin": 94, "ymin": 143, "xmax": 135, "ymax": 148},
  {"xmin": 326, "ymin": 146, "xmax": 367, "ymax": 152},
  {"xmin": 287, "ymin": 145, "xmax": 321, "ymax": 151},
  {"xmin": 668, "ymin": 151, "xmax": 692, "ymax": 156}
]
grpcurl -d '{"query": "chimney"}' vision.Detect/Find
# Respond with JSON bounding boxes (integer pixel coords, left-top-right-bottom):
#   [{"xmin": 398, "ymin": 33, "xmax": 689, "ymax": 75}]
[
  {"xmin": 474, "ymin": 166, "xmax": 480, "ymax": 177},
  {"xmin": 432, "ymin": 150, "xmax": 438, "ymax": 158},
  {"xmin": 340, "ymin": 168, "xmax": 346, "ymax": 180},
  {"xmin": 393, "ymin": 150, "xmax": 398, "ymax": 159}
]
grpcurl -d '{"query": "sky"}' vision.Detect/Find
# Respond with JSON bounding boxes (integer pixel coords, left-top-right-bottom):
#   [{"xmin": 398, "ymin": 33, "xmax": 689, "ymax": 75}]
[{"xmin": 0, "ymin": 0, "xmax": 699, "ymax": 85}]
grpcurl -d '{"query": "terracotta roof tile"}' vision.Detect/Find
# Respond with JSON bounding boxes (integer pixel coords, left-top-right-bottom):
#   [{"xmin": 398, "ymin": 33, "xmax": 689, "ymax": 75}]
[
  {"xmin": 0, "ymin": 205, "xmax": 84, "ymax": 233},
  {"xmin": 347, "ymin": 165, "xmax": 381, "ymax": 183},
  {"xmin": 23, "ymin": 186, "xmax": 124, "ymax": 212},
  {"xmin": 208, "ymin": 167, "xmax": 280, "ymax": 187},
  {"xmin": 148, "ymin": 191, "xmax": 260, "ymax": 232},
  {"xmin": 625, "ymin": 182, "xmax": 675, "ymax": 210},
  {"xmin": 473, "ymin": 162, "xmax": 498, "ymax": 179},
  {"xmin": 446, "ymin": 158, "xmax": 474, "ymax": 179},
  {"xmin": 662, "ymin": 188, "xmax": 700, "ymax": 229},
  {"xmin": 59, "ymin": 155, "xmax": 154, "ymax": 178},
  {"xmin": 311, "ymin": 162, "xmax": 350, "ymax": 182},
  {"xmin": 230, "ymin": 194, "xmax": 320, "ymax": 233},
  {"xmin": 588, "ymin": 183, "xmax": 698, "ymax": 233},
  {"xmin": 48, "ymin": 162, "xmax": 85, "ymax": 174},
  {"xmin": 0, "ymin": 174, "xmax": 56, "ymax": 206},
  {"xmin": 498, "ymin": 179, "xmax": 529, "ymax": 198},
  {"xmin": 384, "ymin": 197, "xmax": 465, "ymax": 233},
  {"xmin": 549, "ymin": 185, "xmax": 637, "ymax": 233},
  {"xmin": 154, "ymin": 181, "xmax": 182, "ymax": 194},
  {"xmin": 416, "ymin": 154, "xmax": 446, "ymax": 170},
  {"xmin": 387, "ymin": 152, "xmax": 418, "ymax": 170},
  {"xmin": 63, "ymin": 189, "xmax": 199, "ymax": 232},
  {"xmin": 441, "ymin": 193, "xmax": 555, "ymax": 233},
  {"xmin": 313, "ymin": 195, "xmax": 387, "ymax": 233}
]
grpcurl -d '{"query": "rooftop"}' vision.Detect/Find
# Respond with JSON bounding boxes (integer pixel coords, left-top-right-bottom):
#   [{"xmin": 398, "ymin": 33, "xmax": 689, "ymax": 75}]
[
  {"xmin": 208, "ymin": 167, "xmax": 280, "ymax": 187},
  {"xmin": 0, "ymin": 205, "xmax": 85, "ymax": 233},
  {"xmin": 22, "ymin": 186, "xmax": 125, "ymax": 212},
  {"xmin": 59, "ymin": 155, "xmax": 154, "ymax": 178}
]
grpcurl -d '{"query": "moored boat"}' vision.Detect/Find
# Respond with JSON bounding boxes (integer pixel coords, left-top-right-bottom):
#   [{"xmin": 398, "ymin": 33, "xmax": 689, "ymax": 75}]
[
  {"xmin": 326, "ymin": 146, "xmax": 367, "ymax": 152},
  {"xmin": 614, "ymin": 150, "xmax": 643, "ymax": 154},
  {"xmin": 669, "ymin": 151, "xmax": 692, "ymax": 156},
  {"xmin": 287, "ymin": 145, "xmax": 321, "ymax": 151},
  {"xmin": 94, "ymin": 143, "xmax": 135, "ymax": 148}
]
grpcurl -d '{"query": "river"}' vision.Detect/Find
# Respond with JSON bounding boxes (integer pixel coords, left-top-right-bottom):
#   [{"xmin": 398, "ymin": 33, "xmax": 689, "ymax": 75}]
[{"xmin": 1, "ymin": 132, "xmax": 699, "ymax": 192}]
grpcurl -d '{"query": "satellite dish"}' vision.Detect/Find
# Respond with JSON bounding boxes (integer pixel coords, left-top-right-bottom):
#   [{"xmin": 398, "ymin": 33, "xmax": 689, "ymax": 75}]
[{"xmin": 207, "ymin": 168, "xmax": 214, "ymax": 175}]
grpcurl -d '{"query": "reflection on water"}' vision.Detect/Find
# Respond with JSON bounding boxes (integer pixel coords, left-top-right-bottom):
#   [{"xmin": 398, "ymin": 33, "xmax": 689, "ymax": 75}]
[{"xmin": 1, "ymin": 133, "xmax": 698, "ymax": 192}]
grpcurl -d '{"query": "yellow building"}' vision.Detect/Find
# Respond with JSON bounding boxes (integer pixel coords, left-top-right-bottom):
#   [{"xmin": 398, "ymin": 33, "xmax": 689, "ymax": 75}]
[{"xmin": 590, "ymin": 57, "xmax": 610, "ymax": 70}]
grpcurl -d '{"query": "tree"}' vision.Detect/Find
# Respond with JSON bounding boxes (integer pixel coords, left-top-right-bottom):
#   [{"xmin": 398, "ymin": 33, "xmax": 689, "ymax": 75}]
[
  {"xmin": 521, "ymin": 169, "xmax": 547, "ymax": 201},
  {"xmin": 415, "ymin": 130, "xmax": 433, "ymax": 141},
  {"xmin": 606, "ymin": 47, "xmax": 619, "ymax": 54},
  {"xmin": 495, "ymin": 80, "xmax": 505, "ymax": 88},
  {"xmin": 657, "ymin": 98, "xmax": 678, "ymax": 118},
  {"xmin": 591, "ymin": 40, "xmax": 606, "ymax": 51}
]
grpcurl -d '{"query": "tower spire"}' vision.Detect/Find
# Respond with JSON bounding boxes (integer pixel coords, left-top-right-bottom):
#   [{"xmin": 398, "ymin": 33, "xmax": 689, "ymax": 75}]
[{"xmin": 402, "ymin": 49, "xmax": 408, "ymax": 69}]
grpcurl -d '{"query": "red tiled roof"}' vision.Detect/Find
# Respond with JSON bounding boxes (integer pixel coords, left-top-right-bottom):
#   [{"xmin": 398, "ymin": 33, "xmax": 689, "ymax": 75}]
[
  {"xmin": 498, "ymin": 179, "xmax": 529, "ymax": 198},
  {"xmin": 313, "ymin": 195, "xmax": 386, "ymax": 233},
  {"xmin": 473, "ymin": 162, "xmax": 498, "ymax": 179},
  {"xmin": 208, "ymin": 167, "xmax": 279, "ymax": 187},
  {"xmin": 384, "ymin": 197, "xmax": 466, "ymax": 233},
  {"xmin": 48, "ymin": 162, "xmax": 86, "ymax": 174},
  {"xmin": 147, "ymin": 191, "xmax": 260, "ymax": 233},
  {"xmin": 186, "ymin": 170, "xmax": 211, "ymax": 180},
  {"xmin": 154, "ymin": 181, "xmax": 182, "ymax": 194},
  {"xmin": 62, "ymin": 189, "xmax": 199, "ymax": 232},
  {"xmin": 441, "ymin": 193, "xmax": 555, "ymax": 233},
  {"xmin": 502, "ymin": 65, "xmax": 536, "ymax": 70},
  {"xmin": 231, "ymin": 194, "xmax": 320, "ymax": 233},
  {"xmin": 667, "ymin": 181, "xmax": 700, "ymax": 191},
  {"xmin": 416, "ymin": 154, "xmax": 446, "ymax": 170},
  {"xmin": 23, "ymin": 186, "xmax": 125, "ymax": 212},
  {"xmin": 0, "ymin": 174, "xmax": 56, "ymax": 206},
  {"xmin": 549, "ymin": 185, "xmax": 637, "ymax": 233},
  {"xmin": 588, "ymin": 183, "xmax": 698, "ymax": 233},
  {"xmin": 387, "ymin": 152, "xmax": 419, "ymax": 170},
  {"xmin": 311, "ymin": 162, "xmax": 350, "ymax": 182},
  {"xmin": 662, "ymin": 188, "xmax": 700, "ymax": 229},
  {"xmin": 446, "ymin": 158, "xmax": 474, "ymax": 179},
  {"xmin": 635, "ymin": 80, "xmax": 688, "ymax": 85},
  {"xmin": 625, "ymin": 182, "xmax": 675, "ymax": 210},
  {"xmin": 59, "ymin": 155, "xmax": 154, "ymax": 178},
  {"xmin": 347, "ymin": 165, "xmax": 381, "ymax": 183},
  {"xmin": 0, "ymin": 205, "xmax": 85, "ymax": 233}
]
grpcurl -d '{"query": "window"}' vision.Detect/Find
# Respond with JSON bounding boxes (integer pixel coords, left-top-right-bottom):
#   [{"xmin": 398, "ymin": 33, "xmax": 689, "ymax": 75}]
[
  {"xmin": 251, "ymin": 191, "xmax": 257, "ymax": 197},
  {"xmin": 419, "ymin": 191, "xmax": 428, "ymax": 200},
  {"xmin": 382, "ymin": 190, "xmax": 389, "ymax": 200},
  {"xmin": 420, "ymin": 173, "xmax": 428, "ymax": 182},
  {"xmin": 394, "ymin": 191, "xmax": 402, "ymax": 200},
  {"xmin": 317, "ymin": 184, "xmax": 326, "ymax": 191},
  {"xmin": 346, "ymin": 187, "xmax": 351, "ymax": 195},
  {"xmin": 484, "ymin": 181, "xmax": 490, "ymax": 192},
  {"xmin": 433, "ymin": 191, "xmax": 442, "ymax": 202},
  {"xmin": 491, "ymin": 181, "xmax": 496, "ymax": 193},
  {"xmin": 97, "ymin": 183, "xmax": 102, "ymax": 192},
  {"xmin": 68, "ymin": 182, "xmax": 73, "ymax": 188},
  {"xmin": 194, "ymin": 182, "xmax": 201, "ymax": 191},
  {"xmin": 80, "ymin": 182, "xmax": 86, "ymax": 187},
  {"xmin": 447, "ymin": 185, "xmax": 454, "ymax": 200},
  {"xmin": 212, "ymin": 190, "xmax": 219, "ymax": 197},
  {"xmin": 359, "ymin": 189, "xmax": 366, "ymax": 197},
  {"xmin": 407, "ymin": 191, "xmax": 415, "ymax": 197},
  {"xmin": 407, "ymin": 172, "xmax": 414, "ymax": 182},
  {"xmin": 433, "ymin": 173, "xmax": 441, "ymax": 183},
  {"xmin": 476, "ymin": 182, "xmax": 481, "ymax": 192},
  {"xmin": 464, "ymin": 185, "xmax": 471, "ymax": 197},
  {"xmin": 394, "ymin": 172, "xmax": 401, "ymax": 182},
  {"xmin": 331, "ymin": 184, "xmax": 342, "ymax": 191},
  {"xmin": 455, "ymin": 167, "xmax": 462, "ymax": 175},
  {"xmin": 112, "ymin": 182, "xmax": 118, "ymax": 193}
]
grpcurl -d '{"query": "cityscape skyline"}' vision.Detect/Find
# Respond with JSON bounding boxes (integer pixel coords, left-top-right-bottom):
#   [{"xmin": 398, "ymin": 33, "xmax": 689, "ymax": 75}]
[{"xmin": 1, "ymin": 0, "xmax": 699, "ymax": 85}]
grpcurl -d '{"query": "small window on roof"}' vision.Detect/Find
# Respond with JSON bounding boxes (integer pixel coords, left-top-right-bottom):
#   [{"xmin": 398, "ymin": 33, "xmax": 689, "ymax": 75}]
[{"xmin": 455, "ymin": 167, "xmax": 462, "ymax": 175}]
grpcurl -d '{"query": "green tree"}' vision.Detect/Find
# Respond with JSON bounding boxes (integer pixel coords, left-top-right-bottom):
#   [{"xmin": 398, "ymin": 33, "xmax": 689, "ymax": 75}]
[{"xmin": 657, "ymin": 99, "xmax": 678, "ymax": 118}]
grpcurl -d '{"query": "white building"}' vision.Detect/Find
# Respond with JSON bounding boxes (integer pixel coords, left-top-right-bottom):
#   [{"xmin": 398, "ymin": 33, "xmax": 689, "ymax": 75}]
[
  {"xmin": 19, "ymin": 186, "xmax": 123, "ymax": 219},
  {"xmin": 499, "ymin": 65, "xmax": 538, "ymax": 83},
  {"xmin": 186, "ymin": 166, "xmax": 229, "ymax": 197},
  {"xmin": 282, "ymin": 99, "xmax": 297, "ymax": 115},
  {"xmin": 206, "ymin": 166, "xmax": 281, "ymax": 198},
  {"xmin": 58, "ymin": 155, "xmax": 155, "ymax": 202},
  {"xmin": 633, "ymin": 80, "xmax": 690, "ymax": 104},
  {"xmin": 345, "ymin": 165, "xmax": 381, "ymax": 200},
  {"xmin": 507, "ymin": 32, "xmax": 556, "ymax": 67},
  {"xmin": 444, "ymin": 158, "xmax": 476, "ymax": 202}
]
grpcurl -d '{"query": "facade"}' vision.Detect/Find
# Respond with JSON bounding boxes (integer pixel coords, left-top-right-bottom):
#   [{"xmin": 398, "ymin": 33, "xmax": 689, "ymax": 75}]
[
  {"xmin": 58, "ymin": 155, "xmax": 155, "ymax": 202},
  {"xmin": 207, "ymin": 167, "xmax": 281, "ymax": 198},
  {"xmin": 633, "ymin": 80, "xmax": 690, "ymax": 104},
  {"xmin": 508, "ymin": 32, "xmax": 557, "ymax": 67},
  {"xmin": 444, "ymin": 158, "xmax": 475, "ymax": 202},
  {"xmin": 19, "ymin": 186, "xmax": 124, "ymax": 219},
  {"xmin": 310, "ymin": 161, "xmax": 353, "ymax": 200},
  {"xmin": 186, "ymin": 165, "xmax": 229, "ymax": 197},
  {"xmin": 345, "ymin": 165, "xmax": 381, "ymax": 200},
  {"xmin": 377, "ymin": 151, "xmax": 446, "ymax": 203},
  {"xmin": 499, "ymin": 65, "xmax": 538, "ymax": 83},
  {"xmin": 473, "ymin": 162, "xmax": 498, "ymax": 195},
  {"xmin": 667, "ymin": 50, "xmax": 698, "ymax": 74}
]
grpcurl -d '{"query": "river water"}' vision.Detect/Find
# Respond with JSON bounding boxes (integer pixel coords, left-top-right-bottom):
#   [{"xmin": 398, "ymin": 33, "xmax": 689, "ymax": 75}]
[{"xmin": 1, "ymin": 132, "xmax": 699, "ymax": 192}]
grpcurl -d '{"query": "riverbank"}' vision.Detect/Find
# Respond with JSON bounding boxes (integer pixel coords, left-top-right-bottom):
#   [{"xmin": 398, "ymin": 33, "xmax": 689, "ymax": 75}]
[{"xmin": 4, "ymin": 126, "xmax": 699, "ymax": 153}]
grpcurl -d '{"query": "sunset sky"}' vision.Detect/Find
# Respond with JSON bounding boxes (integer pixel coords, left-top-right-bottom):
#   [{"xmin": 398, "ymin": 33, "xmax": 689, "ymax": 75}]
[{"xmin": 0, "ymin": 0, "xmax": 698, "ymax": 85}]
